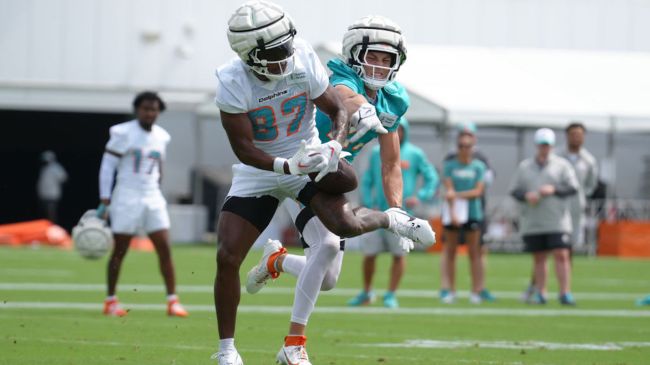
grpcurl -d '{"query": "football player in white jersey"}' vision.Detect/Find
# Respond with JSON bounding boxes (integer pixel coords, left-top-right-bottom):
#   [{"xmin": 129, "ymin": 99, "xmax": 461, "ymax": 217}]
[
  {"xmin": 98, "ymin": 91, "xmax": 188, "ymax": 318},
  {"xmin": 212, "ymin": 2, "xmax": 435, "ymax": 365}
]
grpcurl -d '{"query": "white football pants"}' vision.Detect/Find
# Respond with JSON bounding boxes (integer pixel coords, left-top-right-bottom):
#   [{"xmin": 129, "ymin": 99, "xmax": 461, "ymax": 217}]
[{"xmin": 281, "ymin": 215, "xmax": 344, "ymax": 325}]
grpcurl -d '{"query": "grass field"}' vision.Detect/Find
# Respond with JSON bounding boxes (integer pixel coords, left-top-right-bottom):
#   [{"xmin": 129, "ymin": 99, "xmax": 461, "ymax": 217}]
[{"xmin": 1, "ymin": 244, "xmax": 649, "ymax": 365}]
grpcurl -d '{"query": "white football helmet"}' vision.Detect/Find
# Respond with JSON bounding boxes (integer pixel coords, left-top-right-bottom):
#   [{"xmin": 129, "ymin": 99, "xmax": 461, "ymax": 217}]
[
  {"xmin": 227, "ymin": 0, "xmax": 297, "ymax": 81},
  {"xmin": 72, "ymin": 210, "xmax": 113, "ymax": 260},
  {"xmin": 342, "ymin": 15, "xmax": 407, "ymax": 90}
]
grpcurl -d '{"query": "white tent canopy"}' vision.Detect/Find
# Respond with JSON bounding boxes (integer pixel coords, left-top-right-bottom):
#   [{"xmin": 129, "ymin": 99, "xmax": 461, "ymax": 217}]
[{"xmin": 319, "ymin": 43, "xmax": 650, "ymax": 132}]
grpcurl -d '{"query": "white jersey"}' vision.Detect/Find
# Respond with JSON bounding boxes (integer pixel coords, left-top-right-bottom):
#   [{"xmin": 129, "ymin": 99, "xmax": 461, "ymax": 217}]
[
  {"xmin": 214, "ymin": 38, "xmax": 329, "ymax": 161},
  {"xmin": 105, "ymin": 120, "xmax": 171, "ymax": 192}
]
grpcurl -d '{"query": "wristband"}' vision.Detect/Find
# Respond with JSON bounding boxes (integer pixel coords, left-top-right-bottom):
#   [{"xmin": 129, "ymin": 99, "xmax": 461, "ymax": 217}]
[{"xmin": 273, "ymin": 157, "xmax": 288, "ymax": 174}]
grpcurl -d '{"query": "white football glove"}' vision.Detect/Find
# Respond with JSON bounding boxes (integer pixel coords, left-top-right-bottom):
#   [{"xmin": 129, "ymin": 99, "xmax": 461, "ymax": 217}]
[
  {"xmin": 399, "ymin": 237, "xmax": 415, "ymax": 253},
  {"xmin": 349, "ymin": 103, "xmax": 388, "ymax": 143},
  {"xmin": 287, "ymin": 140, "xmax": 328, "ymax": 175},
  {"xmin": 312, "ymin": 140, "xmax": 351, "ymax": 182}
]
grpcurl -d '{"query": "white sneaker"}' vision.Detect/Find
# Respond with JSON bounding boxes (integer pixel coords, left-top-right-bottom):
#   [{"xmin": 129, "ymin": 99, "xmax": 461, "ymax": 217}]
[
  {"xmin": 441, "ymin": 292, "xmax": 456, "ymax": 304},
  {"xmin": 469, "ymin": 293, "xmax": 482, "ymax": 305},
  {"xmin": 211, "ymin": 351, "xmax": 243, "ymax": 365},
  {"xmin": 385, "ymin": 208, "xmax": 436, "ymax": 247},
  {"xmin": 246, "ymin": 239, "xmax": 286, "ymax": 294},
  {"xmin": 276, "ymin": 345, "xmax": 311, "ymax": 365}
]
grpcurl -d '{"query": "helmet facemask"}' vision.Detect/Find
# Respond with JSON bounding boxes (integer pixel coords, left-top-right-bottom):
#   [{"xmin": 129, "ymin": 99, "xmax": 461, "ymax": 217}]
[
  {"xmin": 247, "ymin": 32, "xmax": 296, "ymax": 81},
  {"xmin": 352, "ymin": 44, "xmax": 400, "ymax": 90}
]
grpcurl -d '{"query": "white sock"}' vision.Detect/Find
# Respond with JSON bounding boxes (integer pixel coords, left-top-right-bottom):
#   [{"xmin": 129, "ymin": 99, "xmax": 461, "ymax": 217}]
[
  {"xmin": 282, "ymin": 254, "xmax": 306, "ymax": 277},
  {"xmin": 219, "ymin": 338, "xmax": 235, "ymax": 353},
  {"xmin": 167, "ymin": 294, "xmax": 178, "ymax": 302},
  {"xmin": 106, "ymin": 295, "xmax": 117, "ymax": 301}
]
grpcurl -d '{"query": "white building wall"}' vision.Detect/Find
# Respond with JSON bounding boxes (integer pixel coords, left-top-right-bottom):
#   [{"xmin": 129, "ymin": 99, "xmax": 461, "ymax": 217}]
[
  {"xmin": 2, "ymin": 0, "xmax": 649, "ymax": 199},
  {"xmin": 2, "ymin": 0, "xmax": 650, "ymax": 92}
]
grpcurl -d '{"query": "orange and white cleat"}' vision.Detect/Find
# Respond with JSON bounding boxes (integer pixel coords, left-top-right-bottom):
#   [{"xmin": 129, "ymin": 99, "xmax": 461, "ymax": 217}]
[
  {"xmin": 246, "ymin": 239, "xmax": 286, "ymax": 294},
  {"xmin": 167, "ymin": 298, "xmax": 189, "ymax": 317},
  {"xmin": 276, "ymin": 335, "xmax": 312, "ymax": 365},
  {"xmin": 103, "ymin": 298, "xmax": 128, "ymax": 317}
]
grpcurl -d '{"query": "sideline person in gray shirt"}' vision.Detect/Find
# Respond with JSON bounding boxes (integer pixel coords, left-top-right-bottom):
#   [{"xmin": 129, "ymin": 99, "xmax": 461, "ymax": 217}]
[
  {"xmin": 558, "ymin": 122, "xmax": 598, "ymax": 247},
  {"xmin": 509, "ymin": 128, "xmax": 579, "ymax": 306}
]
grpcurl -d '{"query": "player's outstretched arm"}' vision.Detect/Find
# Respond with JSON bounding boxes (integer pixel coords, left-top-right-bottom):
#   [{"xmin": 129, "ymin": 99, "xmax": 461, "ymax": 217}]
[
  {"xmin": 332, "ymin": 84, "xmax": 388, "ymax": 143},
  {"xmin": 378, "ymin": 131, "xmax": 403, "ymax": 209}
]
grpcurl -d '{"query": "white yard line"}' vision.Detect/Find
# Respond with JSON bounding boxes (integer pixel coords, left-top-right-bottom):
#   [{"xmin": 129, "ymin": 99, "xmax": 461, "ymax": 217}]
[
  {"xmin": 1, "ymin": 301, "xmax": 649, "ymax": 317},
  {"xmin": 0, "ymin": 269, "xmax": 74, "ymax": 277},
  {"xmin": 360, "ymin": 339, "xmax": 650, "ymax": 351},
  {"xmin": 0, "ymin": 282, "xmax": 645, "ymax": 300},
  {"xmin": 9, "ymin": 337, "xmax": 541, "ymax": 364}
]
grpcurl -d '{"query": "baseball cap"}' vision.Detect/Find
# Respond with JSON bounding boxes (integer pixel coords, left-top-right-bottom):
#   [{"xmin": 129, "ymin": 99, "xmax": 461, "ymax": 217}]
[
  {"xmin": 534, "ymin": 128, "xmax": 556, "ymax": 146},
  {"xmin": 456, "ymin": 121, "xmax": 477, "ymax": 135}
]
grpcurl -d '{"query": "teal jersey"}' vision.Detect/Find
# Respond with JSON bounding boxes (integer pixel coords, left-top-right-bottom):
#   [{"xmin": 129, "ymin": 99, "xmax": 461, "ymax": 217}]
[
  {"xmin": 316, "ymin": 58, "xmax": 410, "ymax": 161},
  {"xmin": 443, "ymin": 158, "xmax": 487, "ymax": 221}
]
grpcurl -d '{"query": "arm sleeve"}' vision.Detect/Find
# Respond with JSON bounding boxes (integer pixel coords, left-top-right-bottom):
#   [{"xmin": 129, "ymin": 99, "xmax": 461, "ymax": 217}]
[
  {"xmin": 511, "ymin": 188, "xmax": 527, "ymax": 202},
  {"xmin": 361, "ymin": 151, "xmax": 379, "ymax": 208},
  {"xmin": 99, "ymin": 153, "xmax": 120, "ymax": 200},
  {"xmin": 555, "ymin": 186, "xmax": 577, "ymax": 198},
  {"xmin": 416, "ymin": 152, "xmax": 439, "ymax": 202}
]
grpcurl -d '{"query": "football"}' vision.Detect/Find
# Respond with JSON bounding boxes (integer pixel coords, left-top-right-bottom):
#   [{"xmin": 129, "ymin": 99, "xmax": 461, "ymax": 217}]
[{"xmin": 309, "ymin": 159, "xmax": 358, "ymax": 194}]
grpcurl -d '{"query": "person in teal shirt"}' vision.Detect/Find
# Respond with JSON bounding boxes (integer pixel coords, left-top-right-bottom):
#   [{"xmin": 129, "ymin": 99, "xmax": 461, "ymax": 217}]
[
  {"xmin": 440, "ymin": 131, "xmax": 488, "ymax": 304},
  {"xmin": 348, "ymin": 118, "xmax": 439, "ymax": 308}
]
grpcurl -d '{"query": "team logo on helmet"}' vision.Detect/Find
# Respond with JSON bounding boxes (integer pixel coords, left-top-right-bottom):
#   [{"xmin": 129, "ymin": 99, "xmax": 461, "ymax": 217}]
[
  {"xmin": 227, "ymin": 0, "xmax": 297, "ymax": 81},
  {"xmin": 342, "ymin": 15, "xmax": 407, "ymax": 90}
]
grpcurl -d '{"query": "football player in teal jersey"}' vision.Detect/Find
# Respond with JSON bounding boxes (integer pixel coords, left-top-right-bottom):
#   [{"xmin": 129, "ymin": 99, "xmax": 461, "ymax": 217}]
[
  {"xmin": 246, "ymin": 15, "xmax": 435, "ymax": 365},
  {"xmin": 313, "ymin": 14, "xmax": 411, "ymax": 241}
]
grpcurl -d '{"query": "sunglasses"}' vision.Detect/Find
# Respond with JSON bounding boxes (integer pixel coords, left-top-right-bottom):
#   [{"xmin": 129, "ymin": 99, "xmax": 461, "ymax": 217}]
[{"xmin": 457, "ymin": 144, "xmax": 473, "ymax": 149}]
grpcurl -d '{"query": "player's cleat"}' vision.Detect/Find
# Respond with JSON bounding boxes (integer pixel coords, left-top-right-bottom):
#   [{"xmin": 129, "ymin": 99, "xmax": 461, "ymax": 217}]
[
  {"xmin": 636, "ymin": 295, "xmax": 650, "ymax": 306},
  {"xmin": 211, "ymin": 351, "xmax": 243, "ymax": 365},
  {"xmin": 559, "ymin": 293, "xmax": 576, "ymax": 306},
  {"xmin": 383, "ymin": 292, "xmax": 399, "ymax": 309},
  {"xmin": 347, "ymin": 290, "xmax": 375, "ymax": 306},
  {"xmin": 469, "ymin": 293, "xmax": 482, "ymax": 305},
  {"xmin": 439, "ymin": 289, "xmax": 456, "ymax": 304},
  {"xmin": 385, "ymin": 207, "xmax": 436, "ymax": 247},
  {"xmin": 167, "ymin": 298, "xmax": 189, "ymax": 317},
  {"xmin": 520, "ymin": 284, "xmax": 535, "ymax": 303},
  {"xmin": 527, "ymin": 291, "xmax": 547, "ymax": 305},
  {"xmin": 479, "ymin": 289, "xmax": 496, "ymax": 302},
  {"xmin": 276, "ymin": 336, "xmax": 311, "ymax": 365},
  {"xmin": 103, "ymin": 298, "xmax": 128, "ymax": 317},
  {"xmin": 246, "ymin": 239, "xmax": 287, "ymax": 294}
]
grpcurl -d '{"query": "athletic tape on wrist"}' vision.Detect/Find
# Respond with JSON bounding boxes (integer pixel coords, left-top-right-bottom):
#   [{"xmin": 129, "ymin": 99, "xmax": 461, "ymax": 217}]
[{"xmin": 273, "ymin": 157, "xmax": 288, "ymax": 174}]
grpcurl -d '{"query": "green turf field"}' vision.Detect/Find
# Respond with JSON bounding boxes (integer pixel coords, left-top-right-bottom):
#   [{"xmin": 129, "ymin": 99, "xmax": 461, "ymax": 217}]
[{"xmin": 1, "ymin": 244, "xmax": 649, "ymax": 365}]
